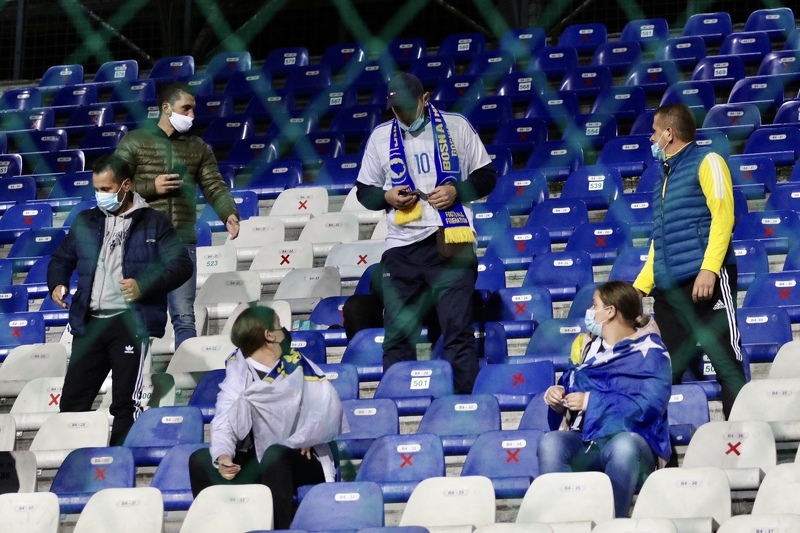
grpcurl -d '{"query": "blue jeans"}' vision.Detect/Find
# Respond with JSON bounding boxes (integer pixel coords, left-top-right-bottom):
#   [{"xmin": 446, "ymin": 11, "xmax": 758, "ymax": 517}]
[
  {"xmin": 168, "ymin": 244, "xmax": 197, "ymax": 349},
  {"xmin": 537, "ymin": 431, "xmax": 656, "ymax": 518}
]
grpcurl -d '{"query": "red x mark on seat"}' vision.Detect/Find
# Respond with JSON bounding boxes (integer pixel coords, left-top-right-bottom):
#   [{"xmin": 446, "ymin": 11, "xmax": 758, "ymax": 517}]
[
  {"xmin": 505, "ymin": 449, "xmax": 521, "ymax": 463},
  {"xmin": 779, "ymin": 287, "xmax": 792, "ymax": 300},
  {"xmin": 514, "ymin": 302, "xmax": 527, "ymax": 315},
  {"xmin": 649, "ymin": 73, "xmax": 660, "ymax": 82},
  {"xmin": 251, "ymin": 149, "xmax": 262, "ymax": 157},
  {"xmin": 742, "ymin": 170, "xmax": 753, "ymax": 181},
  {"xmin": 400, "ymin": 453, "xmax": 414, "ymax": 468},
  {"xmin": 94, "ymin": 466, "xmax": 108, "ymax": 481},
  {"xmin": 763, "ymin": 225, "xmax": 775, "ymax": 238},
  {"xmin": 728, "ymin": 116, "xmax": 740, "ymax": 125},
  {"xmin": 725, "ymin": 441, "xmax": 741, "ymax": 456},
  {"xmin": 515, "ymin": 186, "xmax": 525, "ymax": 196},
  {"xmin": 515, "ymin": 241, "xmax": 526, "ymax": 252},
  {"xmin": 298, "ymin": 200, "xmax": 308, "ymax": 210},
  {"xmin": 23, "ymin": 216, "xmax": 34, "ymax": 225},
  {"xmin": 357, "ymin": 255, "xmax": 368, "ymax": 265},
  {"xmin": 512, "ymin": 373, "xmax": 525, "ymax": 386},
  {"xmin": 457, "ymin": 88, "xmax": 467, "ymax": 96},
  {"xmin": 49, "ymin": 393, "xmax": 60, "ymax": 406},
  {"xmin": 595, "ymin": 236, "xmax": 607, "ymax": 247},
  {"xmin": 584, "ymin": 78, "xmax": 594, "ymax": 87},
  {"xmin": 518, "ymin": 132, "xmax": 528, "ymax": 141},
  {"xmin": 11, "ymin": 327, "xmax": 22, "ymax": 339},
  {"xmin": 280, "ymin": 254, "xmax": 291, "ymax": 265}
]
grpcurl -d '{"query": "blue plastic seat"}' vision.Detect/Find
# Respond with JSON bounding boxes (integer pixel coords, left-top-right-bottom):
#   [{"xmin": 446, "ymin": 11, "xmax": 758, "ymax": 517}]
[
  {"xmin": 700, "ymin": 103, "xmax": 762, "ymax": 141},
  {"xmin": 308, "ymin": 295, "xmax": 348, "ymax": 347},
  {"xmin": 728, "ymin": 154, "xmax": 776, "ymax": 199},
  {"xmin": 745, "ymin": 7, "xmax": 795, "ymax": 41},
  {"xmin": 682, "ymin": 12, "xmax": 733, "ymax": 45},
  {"xmin": 524, "ymin": 90, "xmax": 579, "ymax": 126},
  {"xmin": 621, "ymin": 18, "xmax": 670, "ymax": 51},
  {"xmin": 528, "ymin": 197, "xmax": 589, "ymax": 243},
  {"xmin": 204, "ymin": 51, "xmax": 252, "ymax": 81},
  {"xmin": 316, "ymin": 363, "xmax": 359, "ymax": 401},
  {"xmin": 43, "ymin": 171, "xmax": 94, "ymax": 211},
  {"xmin": 738, "ymin": 306, "xmax": 793, "ymax": 363},
  {"xmin": 373, "ymin": 360, "xmax": 454, "ymax": 416},
  {"xmin": 284, "ymin": 65, "xmax": 333, "ymax": 99},
  {"xmin": 337, "ymin": 398, "xmax": 399, "ymax": 461},
  {"xmin": 408, "ymin": 55, "xmax": 454, "ymax": 91},
  {"xmin": 523, "ymin": 250, "xmax": 594, "ymax": 302},
  {"xmin": 743, "ymin": 271, "xmax": 800, "ymax": 323},
  {"xmin": 320, "ymin": 42, "xmax": 366, "ymax": 75},
  {"xmin": 329, "ymin": 105, "xmax": 382, "ymax": 148},
  {"xmin": 565, "ymin": 221, "xmax": 631, "ymax": 266},
  {"xmin": 380, "ymin": 38, "xmax": 426, "ymax": 70},
  {"xmin": 530, "ymin": 46, "xmax": 579, "ymax": 80},
  {"xmin": 660, "ymin": 80, "xmax": 717, "ymax": 124},
  {"xmin": 608, "ymin": 245, "xmax": 650, "ymax": 284},
  {"xmin": 522, "ymin": 316, "xmax": 586, "ymax": 371},
  {"xmin": 768, "ymin": 99, "xmax": 800, "ymax": 129},
  {"xmin": 430, "ymin": 74, "xmax": 483, "ymax": 111},
  {"xmin": 591, "ymin": 86, "xmax": 646, "ymax": 123},
  {"xmin": 728, "ymin": 76, "xmax": 784, "ymax": 115},
  {"xmin": 785, "ymin": 241, "xmax": 800, "ymax": 271},
  {"xmin": 525, "ymin": 140, "xmax": 583, "ymax": 182},
  {"xmin": 465, "ymin": 95, "xmax": 513, "ymax": 136},
  {"xmin": 562, "ymin": 113, "xmax": 617, "ymax": 152},
  {"xmin": 108, "ymin": 79, "xmax": 156, "ymax": 107},
  {"xmin": 559, "ymin": 65, "xmax": 612, "ymax": 101},
  {"xmin": 692, "ymin": 55, "xmax": 746, "ymax": 90},
  {"xmin": 50, "ymin": 446, "xmax": 135, "ymax": 514},
  {"xmin": 786, "ymin": 29, "xmax": 800, "ymax": 51},
  {"xmin": 561, "ymin": 166, "xmax": 623, "ymax": 211},
  {"xmin": 604, "ymin": 193, "xmax": 654, "ymax": 239},
  {"xmin": 625, "ymin": 60, "xmax": 680, "ymax": 95},
  {"xmin": 306, "ymin": 84, "xmax": 358, "ymax": 123},
  {"xmin": 202, "ymin": 114, "xmax": 253, "ymax": 151},
  {"xmin": 667, "ymin": 383, "xmax": 710, "ymax": 445},
  {"xmin": 78, "ymin": 124, "xmax": 128, "ymax": 160},
  {"xmin": 0, "ymin": 154, "xmax": 22, "ymax": 177},
  {"xmin": 150, "ymin": 442, "xmax": 209, "ymax": 511},
  {"xmin": 122, "ymin": 405, "xmax": 204, "ymax": 466},
  {"xmin": 476, "ymin": 254, "xmax": 506, "ymax": 302},
  {"xmin": 340, "ymin": 328, "xmax": 385, "ymax": 382},
  {"xmin": 343, "ymin": 60, "xmax": 391, "ymax": 94},
  {"xmin": 10, "ymin": 128, "xmax": 68, "ymax": 154},
  {"xmin": 50, "ymin": 83, "xmax": 98, "ymax": 114},
  {"xmin": 733, "ymin": 209, "xmax": 800, "ymax": 254},
  {"xmin": 766, "ymin": 183, "xmax": 800, "ymax": 211},
  {"xmin": 89, "ymin": 59, "xmax": 138, "ymax": 91},
  {"xmin": 472, "ymin": 203, "xmax": 511, "ymax": 248},
  {"xmin": 484, "ymin": 226, "xmax": 550, "ymax": 271},
  {"xmin": 186, "ymin": 369, "xmax": 225, "ymax": 423},
  {"xmin": 234, "ymin": 158, "xmax": 302, "ymax": 200},
  {"xmin": 0, "ymin": 108, "xmax": 55, "ymax": 136},
  {"xmin": 222, "ymin": 68, "xmax": 271, "ymax": 104},
  {"xmin": 461, "ymin": 429, "xmax": 544, "ymax": 499},
  {"xmin": 181, "ymin": 72, "xmax": 214, "ymax": 97},
  {"xmin": 0, "ymin": 88, "xmax": 41, "ymax": 111},
  {"xmin": 266, "ymin": 110, "xmax": 318, "ymax": 148},
  {"xmin": 485, "ymin": 285, "xmax": 552, "ymax": 338},
  {"xmin": 499, "ymin": 27, "xmax": 546, "ymax": 63},
  {"xmin": 591, "ymin": 41, "xmax": 642, "ymax": 74},
  {"xmin": 223, "ymin": 136, "xmax": 279, "ymax": 172},
  {"xmin": 629, "ymin": 110, "xmax": 657, "ymax": 136},
  {"xmin": 416, "ymin": 394, "xmax": 501, "ymax": 455},
  {"xmin": 38, "ymin": 64, "xmax": 84, "ymax": 90},
  {"xmin": 491, "ymin": 118, "xmax": 547, "ymax": 163},
  {"xmin": 0, "ymin": 285, "xmax": 28, "ymax": 313},
  {"xmin": 355, "ymin": 433, "xmax": 445, "ymax": 503},
  {"xmin": 732, "ymin": 239, "xmax": 769, "ymax": 290},
  {"xmin": 307, "ymin": 153, "xmax": 358, "ymax": 195},
  {"xmin": 472, "ymin": 361, "xmax": 554, "ymax": 410},
  {"xmin": 0, "ymin": 312, "xmax": 45, "ymax": 360},
  {"xmin": 720, "ymin": 31, "xmax": 772, "ymax": 66},
  {"xmin": 0, "ymin": 203, "xmax": 52, "ymax": 245},
  {"xmin": 20, "ymin": 255, "xmax": 51, "ymax": 298},
  {"xmin": 62, "ymin": 103, "xmax": 114, "ymax": 137},
  {"xmin": 466, "ymin": 50, "xmax": 516, "ymax": 85},
  {"xmin": 7, "ymin": 227, "xmax": 66, "ymax": 272},
  {"xmin": 596, "ymin": 135, "xmax": 653, "ymax": 177},
  {"xmin": 485, "ymin": 146, "xmax": 512, "ymax": 178},
  {"xmin": 485, "ymin": 169, "xmax": 547, "ymax": 216},
  {"xmin": 439, "ymin": 33, "xmax": 486, "ymax": 65},
  {"xmin": 695, "ymin": 129, "xmax": 731, "ymax": 159},
  {"xmin": 558, "ymin": 22, "xmax": 607, "ymax": 55},
  {"xmin": 743, "ymin": 126, "xmax": 800, "ymax": 167},
  {"xmin": 192, "ymin": 95, "xmax": 234, "ymax": 127},
  {"xmin": 38, "ymin": 287, "xmax": 71, "ymax": 327},
  {"xmin": 655, "ymin": 36, "xmax": 707, "ymax": 71},
  {"xmin": 292, "ymin": 481, "xmax": 385, "ymax": 531},
  {"xmin": 495, "ymin": 71, "xmax": 548, "ymax": 107},
  {"xmin": 148, "ymin": 55, "xmax": 194, "ymax": 80},
  {"xmin": 518, "ymin": 392, "xmax": 565, "ymax": 432},
  {"xmin": 0, "ymin": 176, "xmax": 36, "ymax": 205}
]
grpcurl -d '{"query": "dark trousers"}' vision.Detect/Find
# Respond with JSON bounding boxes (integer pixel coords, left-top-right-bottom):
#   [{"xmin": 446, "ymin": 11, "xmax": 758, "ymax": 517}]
[
  {"xmin": 381, "ymin": 233, "xmax": 478, "ymax": 394},
  {"xmin": 652, "ymin": 264, "xmax": 746, "ymax": 418},
  {"xmin": 188, "ymin": 445, "xmax": 326, "ymax": 529},
  {"xmin": 342, "ymin": 293, "xmax": 442, "ymax": 346},
  {"xmin": 61, "ymin": 310, "xmax": 147, "ymax": 445}
]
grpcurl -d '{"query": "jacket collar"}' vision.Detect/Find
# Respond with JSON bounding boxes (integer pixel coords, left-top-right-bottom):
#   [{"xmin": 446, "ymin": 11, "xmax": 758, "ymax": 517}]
[{"xmin": 663, "ymin": 141, "xmax": 697, "ymax": 175}]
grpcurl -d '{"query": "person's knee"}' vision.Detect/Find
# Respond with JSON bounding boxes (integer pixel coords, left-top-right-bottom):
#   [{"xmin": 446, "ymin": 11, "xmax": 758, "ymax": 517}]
[
  {"xmin": 260, "ymin": 444, "xmax": 292, "ymax": 465},
  {"xmin": 605, "ymin": 433, "xmax": 646, "ymax": 463},
  {"xmin": 538, "ymin": 431, "xmax": 568, "ymax": 466}
]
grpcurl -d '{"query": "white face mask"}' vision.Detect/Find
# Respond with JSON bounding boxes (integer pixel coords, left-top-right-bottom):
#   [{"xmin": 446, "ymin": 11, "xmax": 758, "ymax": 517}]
[{"xmin": 168, "ymin": 109, "xmax": 193, "ymax": 133}]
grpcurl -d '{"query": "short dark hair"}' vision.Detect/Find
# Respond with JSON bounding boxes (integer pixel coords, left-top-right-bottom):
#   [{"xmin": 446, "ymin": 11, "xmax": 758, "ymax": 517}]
[
  {"xmin": 655, "ymin": 103, "xmax": 697, "ymax": 143},
  {"xmin": 92, "ymin": 154, "xmax": 133, "ymax": 184},
  {"xmin": 231, "ymin": 306, "xmax": 278, "ymax": 357},
  {"xmin": 597, "ymin": 280, "xmax": 643, "ymax": 329},
  {"xmin": 157, "ymin": 81, "xmax": 191, "ymax": 109}
]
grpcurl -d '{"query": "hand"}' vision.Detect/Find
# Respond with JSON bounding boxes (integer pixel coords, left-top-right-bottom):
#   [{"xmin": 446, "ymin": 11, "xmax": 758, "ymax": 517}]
[
  {"xmin": 692, "ymin": 269, "xmax": 717, "ymax": 303},
  {"xmin": 217, "ymin": 454, "xmax": 240, "ymax": 480},
  {"xmin": 428, "ymin": 183, "xmax": 457, "ymax": 210},
  {"xmin": 118, "ymin": 279, "xmax": 141, "ymax": 302},
  {"xmin": 154, "ymin": 174, "xmax": 182, "ymax": 195},
  {"xmin": 563, "ymin": 392, "xmax": 586, "ymax": 411},
  {"xmin": 543, "ymin": 385, "xmax": 565, "ymax": 408},
  {"xmin": 299, "ymin": 447, "xmax": 313, "ymax": 460},
  {"xmin": 51, "ymin": 285, "xmax": 69, "ymax": 309},
  {"xmin": 385, "ymin": 186, "xmax": 418, "ymax": 210},
  {"xmin": 226, "ymin": 215, "xmax": 240, "ymax": 240}
]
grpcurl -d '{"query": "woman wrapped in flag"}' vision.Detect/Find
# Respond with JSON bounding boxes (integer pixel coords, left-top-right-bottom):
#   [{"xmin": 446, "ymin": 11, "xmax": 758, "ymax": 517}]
[{"xmin": 538, "ymin": 280, "xmax": 672, "ymax": 518}]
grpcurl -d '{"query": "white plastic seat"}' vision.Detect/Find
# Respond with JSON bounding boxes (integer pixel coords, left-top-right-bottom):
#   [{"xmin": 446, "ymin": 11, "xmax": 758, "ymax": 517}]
[
  {"xmin": 73, "ymin": 487, "xmax": 164, "ymax": 533},
  {"xmin": 325, "ymin": 240, "xmax": 386, "ymax": 280},
  {"xmin": 591, "ymin": 518, "xmax": 678, "ymax": 533},
  {"xmin": 516, "ymin": 472, "xmax": 614, "ymax": 533},
  {"xmin": 399, "ymin": 476, "xmax": 496, "ymax": 533},
  {"xmin": 728, "ymin": 378, "xmax": 800, "ymax": 441},
  {"xmin": 221, "ymin": 301, "xmax": 293, "ymax": 337},
  {"xmin": 179, "ymin": 483, "xmax": 273, "ymax": 533},
  {"xmin": 268, "ymin": 185, "xmax": 329, "ymax": 229},
  {"xmin": 165, "ymin": 334, "xmax": 235, "ymax": 390},
  {"xmin": 0, "ymin": 450, "xmax": 38, "ymax": 492},
  {"xmin": 475, "ymin": 524, "xmax": 554, "ymax": 533},
  {"xmin": 0, "ymin": 491, "xmax": 60, "ymax": 533},
  {"xmin": 273, "ymin": 267, "xmax": 342, "ymax": 314},
  {"xmin": 718, "ymin": 514, "xmax": 800, "ymax": 533},
  {"xmin": 29, "ymin": 410, "xmax": 110, "ymax": 469},
  {"xmin": 248, "ymin": 239, "xmax": 314, "ymax": 284},
  {"xmin": 194, "ymin": 271, "xmax": 263, "ymax": 330},
  {"xmin": 0, "ymin": 414, "xmax": 16, "ymax": 451},
  {"xmin": 9, "ymin": 377, "xmax": 65, "ymax": 431},
  {"xmin": 631, "ymin": 466, "xmax": 731, "ymax": 533},
  {"xmin": 224, "ymin": 215, "xmax": 285, "ymax": 262},
  {"xmin": 767, "ymin": 340, "xmax": 800, "ymax": 378},
  {"xmin": 196, "ymin": 243, "xmax": 238, "ymax": 288},
  {"xmin": 0, "ymin": 343, "xmax": 67, "ymax": 398},
  {"xmin": 297, "ymin": 212, "xmax": 360, "ymax": 257},
  {"xmin": 341, "ymin": 185, "xmax": 384, "ymax": 224},
  {"xmin": 100, "ymin": 373, "xmax": 176, "ymax": 410},
  {"xmin": 371, "ymin": 216, "xmax": 388, "ymax": 240},
  {"xmin": 149, "ymin": 319, "xmax": 175, "ymax": 356},
  {"xmin": 751, "ymin": 463, "xmax": 800, "ymax": 514},
  {"xmin": 681, "ymin": 420, "xmax": 776, "ymax": 490}
]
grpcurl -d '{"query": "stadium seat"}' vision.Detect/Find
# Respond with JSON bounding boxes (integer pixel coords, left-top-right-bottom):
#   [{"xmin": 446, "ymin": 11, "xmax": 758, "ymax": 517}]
[
  {"xmin": 0, "ymin": 88, "xmax": 41, "ymax": 111},
  {"xmin": 625, "ymin": 60, "xmax": 680, "ymax": 96},
  {"xmin": 768, "ymin": 99, "xmax": 800, "ymax": 130},
  {"xmin": 78, "ymin": 124, "xmax": 128, "ymax": 161},
  {"xmin": 283, "ymin": 65, "xmax": 333, "ymax": 100},
  {"xmin": 340, "ymin": 328, "xmax": 385, "ymax": 382},
  {"xmin": 558, "ymin": 22, "xmax": 607, "ymax": 55},
  {"xmin": 223, "ymin": 136, "xmax": 279, "ymax": 173},
  {"xmin": 50, "ymin": 446, "xmax": 135, "ymax": 514},
  {"xmin": 325, "ymin": 240, "xmax": 384, "ymax": 281},
  {"xmin": 235, "ymin": 157, "xmax": 302, "ymax": 200},
  {"xmin": 249, "ymin": 240, "xmax": 314, "ymax": 285},
  {"xmin": 765, "ymin": 182, "xmax": 800, "ymax": 212},
  {"xmin": 108, "ymin": 79, "xmax": 155, "ymax": 109},
  {"xmin": 198, "ymin": 190, "xmax": 258, "ymax": 231},
  {"xmin": 521, "ymin": 316, "xmax": 585, "ymax": 370},
  {"xmin": 701, "ymin": 103, "xmax": 762, "ymax": 141},
  {"xmin": 72, "ymin": 487, "xmax": 163, "ymax": 533},
  {"xmin": 523, "ymin": 250, "xmax": 593, "ymax": 302},
  {"xmin": 484, "ymin": 225, "xmax": 550, "ymax": 271},
  {"xmin": 727, "ymin": 154, "xmax": 776, "ymax": 199},
  {"xmin": 316, "ymin": 362, "xmax": 359, "ymax": 401},
  {"xmin": 329, "ymin": 104, "xmax": 382, "ymax": 150},
  {"xmin": 399, "ymin": 475, "xmax": 496, "ymax": 530},
  {"xmin": 439, "ymin": 32, "xmax": 487, "ymax": 65},
  {"xmin": 0, "ymin": 491, "xmax": 60, "ymax": 532},
  {"xmin": 9, "ymin": 128, "xmax": 68, "ymax": 154},
  {"xmin": 695, "ymin": 128, "xmax": 731, "ymax": 159},
  {"xmin": 744, "ymin": 7, "xmax": 796, "ymax": 41},
  {"xmin": 195, "ymin": 243, "xmax": 237, "ymax": 288},
  {"xmin": 561, "ymin": 166, "xmax": 623, "ymax": 210},
  {"xmin": 607, "ymin": 245, "xmax": 650, "ymax": 283},
  {"xmin": 29, "ymin": 148, "xmax": 86, "ymax": 185},
  {"xmin": 559, "ymin": 65, "xmax": 612, "ymax": 101},
  {"xmin": 122, "ymin": 405, "xmax": 204, "ymax": 466},
  {"xmin": 0, "ymin": 154, "xmax": 23, "ymax": 179},
  {"xmin": 466, "ymin": 95, "xmax": 513, "ymax": 137},
  {"xmin": 476, "ymin": 253, "xmax": 507, "ymax": 301},
  {"xmin": 381, "ymin": 38, "xmax": 427, "ymax": 70},
  {"xmin": 562, "ymin": 113, "xmax": 618, "ymax": 152},
  {"xmin": 728, "ymin": 75, "xmax": 784, "ymax": 115},
  {"xmin": 6, "ymin": 228, "xmax": 65, "ymax": 272},
  {"xmin": 720, "ymin": 31, "xmax": 772, "ymax": 66},
  {"xmin": 460, "ymin": 429, "xmax": 544, "ymax": 499},
  {"xmin": 472, "ymin": 361, "xmax": 554, "ymax": 410},
  {"xmin": 729, "ymin": 378, "xmax": 800, "ymax": 441},
  {"xmin": 9, "ymin": 376, "xmax": 64, "ymax": 431},
  {"xmin": 408, "ymin": 55, "xmax": 455, "ymax": 91},
  {"xmin": 565, "ymin": 221, "xmax": 631, "ymax": 266},
  {"xmin": 0, "ymin": 448, "xmax": 36, "ymax": 491},
  {"xmin": 39, "ymin": 63, "xmax": 84, "ymax": 90},
  {"xmin": 635, "ymin": 467, "xmax": 732, "ymax": 531},
  {"xmin": 203, "ymin": 114, "xmax": 253, "ymax": 152},
  {"xmin": 743, "ymin": 272, "xmax": 800, "ymax": 323},
  {"xmin": 517, "ymin": 472, "xmax": 614, "ymax": 529},
  {"xmin": 268, "ymin": 185, "xmax": 329, "ymax": 229},
  {"xmin": 621, "ymin": 18, "xmax": 670, "ymax": 51},
  {"xmin": 682, "ymin": 12, "xmax": 733, "ymax": 45},
  {"xmin": 484, "ymin": 285, "xmax": 551, "ymax": 338},
  {"xmin": 596, "ymin": 135, "xmax": 653, "ymax": 177},
  {"xmin": 732, "ymin": 239, "xmax": 769, "ymax": 289},
  {"xmin": 0, "ymin": 343, "xmax": 67, "ymax": 398},
  {"xmin": 273, "ymin": 266, "xmax": 342, "ymax": 314},
  {"xmin": 485, "ymin": 169, "xmax": 547, "ymax": 216},
  {"xmin": 733, "ymin": 210, "xmax": 800, "ymax": 254},
  {"xmin": 204, "ymin": 51, "xmax": 252, "ymax": 81},
  {"xmin": 148, "ymin": 442, "xmax": 209, "ymax": 512},
  {"xmin": 185, "ymin": 369, "xmax": 224, "ymax": 423},
  {"xmin": 528, "ymin": 197, "xmax": 589, "ymax": 243},
  {"xmin": 355, "ymin": 433, "xmax": 445, "ymax": 503},
  {"xmin": 293, "ymin": 481, "xmax": 385, "ymax": 531},
  {"xmin": 524, "ymin": 90, "xmax": 579, "ymax": 126},
  {"xmin": 471, "ymin": 203, "xmax": 511, "ymax": 248},
  {"xmin": 148, "ymin": 55, "xmax": 194, "ymax": 81},
  {"xmin": 593, "ymin": 519, "xmax": 681, "ymax": 533},
  {"xmin": 466, "ymin": 50, "xmax": 516, "ymax": 87},
  {"xmin": 337, "ymin": 398, "xmax": 399, "ymax": 461},
  {"xmin": 499, "ymin": 27, "xmax": 546, "ymax": 64},
  {"xmin": 660, "ymin": 80, "xmax": 716, "ymax": 124},
  {"xmin": 591, "ymin": 41, "xmax": 642, "ymax": 74},
  {"xmin": 222, "ymin": 68, "xmax": 271, "ymax": 105},
  {"xmin": 291, "ymin": 131, "xmax": 345, "ymax": 169},
  {"xmin": 297, "ymin": 212, "xmax": 359, "ymax": 258},
  {"xmin": 306, "ymin": 295, "xmax": 347, "ymax": 345},
  {"xmin": 309, "ymin": 153, "xmax": 360, "ymax": 195},
  {"xmin": 223, "ymin": 215, "xmax": 284, "ymax": 264},
  {"xmin": 720, "ymin": 514, "xmax": 800, "ymax": 533},
  {"xmin": 491, "ymin": 118, "xmax": 547, "ymax": 162},
  {"xmin": 0, "ymin": 203, "xmax": 52, "ymax": 245},
  {"xmin": 192, "ymin": 95, "xmax": 234, "ymax": 127},
  {"xmin": 430, "ymin": 74, "xmax": 483, "ymax": 111},
  {"xmin": 527, "ymin": 46, "xmax": 577, "ymax": 81},
  {"xmin": 29, "ymin": 410, "xmax": 110, "ymax": 469},
  {"xmin": 692, "ymin": 55, "xmax": 746, "ymax": 91},
  {"xmin": 591, "ymin": 86, "xmax": 647, "ymax": 125},
  {"xmin": 180, "ymin": 484, "xmax": 272, "ymax": 533},
  {"xmin": 525, "ymin": 139, "xmax": 583, "ymax": 182},
  {"xmin": 244, "ymin": 90, "xmax": 296, "ymax": 124},
  {"xmin": 320, "ymin": 42, "xmax": 366, "ymax": 75},
  {"xmin": 373, "ymin": 360, "xmax": 454, "ymax": 416},
  {"xmin": 416, "ymin": 393, "xmax": 501, "ymax": 455}
]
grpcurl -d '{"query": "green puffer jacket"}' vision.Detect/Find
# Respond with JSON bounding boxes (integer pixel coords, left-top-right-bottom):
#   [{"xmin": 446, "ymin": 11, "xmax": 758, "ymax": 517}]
[{"xmin": 114, "ymin": 124, "xmax": 239, "ymax": 244}]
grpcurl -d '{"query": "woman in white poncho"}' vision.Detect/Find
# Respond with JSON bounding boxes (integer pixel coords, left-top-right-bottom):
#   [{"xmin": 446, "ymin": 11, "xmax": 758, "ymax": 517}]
[{"xmin": 188, "ymin": 306, "xmax": 346, "ymax": 528}]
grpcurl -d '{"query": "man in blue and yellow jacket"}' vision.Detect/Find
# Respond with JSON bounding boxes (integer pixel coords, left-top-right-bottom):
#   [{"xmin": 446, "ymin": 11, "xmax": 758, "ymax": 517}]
[{"xmin": 634, "ymin": 103, "xmax": 746, "ymax": 418}]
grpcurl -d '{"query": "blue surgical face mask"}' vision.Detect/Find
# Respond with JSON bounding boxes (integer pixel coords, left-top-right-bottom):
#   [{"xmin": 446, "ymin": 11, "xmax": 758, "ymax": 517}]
[
  {"xmin": 651, "ymin": 131, "xmax": 667, "ymax": 162},
  {"xmin": 96, "ymin": 182, "xmax": 128, "ymax": 213},
  {"xmin": 398, "ymin": 105, "xmax": 425, "ymax": 133},
  {"xmin": 584, "ymin": 307, "xmax": 612, "ymax": 337}
]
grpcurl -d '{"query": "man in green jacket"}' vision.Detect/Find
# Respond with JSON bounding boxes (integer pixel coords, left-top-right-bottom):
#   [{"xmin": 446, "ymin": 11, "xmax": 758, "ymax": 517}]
[{"xmin": 115, "ymin": 81, "xmax": 240, "ymax": 349}]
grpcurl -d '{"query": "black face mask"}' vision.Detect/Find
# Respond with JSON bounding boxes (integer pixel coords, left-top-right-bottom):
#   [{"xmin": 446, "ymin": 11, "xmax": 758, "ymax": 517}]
[{"xmin": 279, "ymin": 327, "xmax": 293, "ymax": 355}]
